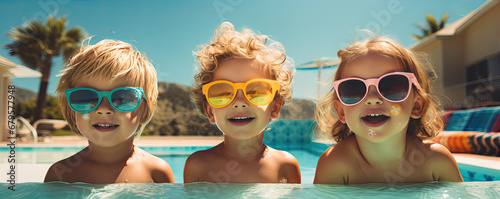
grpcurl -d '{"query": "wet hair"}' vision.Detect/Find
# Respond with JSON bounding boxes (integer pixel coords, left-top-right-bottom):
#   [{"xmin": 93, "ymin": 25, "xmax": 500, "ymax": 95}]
[
  {"xmin": 192, "ymin": 22, "xmax": 294, "ymax": 117},
  {"xmin": 57, "ymin": 38, "xmax": 158, "ymax": 136},
  {"xmin": 315, "ymin": 37, "xmax": 443, "ymax": 142}
]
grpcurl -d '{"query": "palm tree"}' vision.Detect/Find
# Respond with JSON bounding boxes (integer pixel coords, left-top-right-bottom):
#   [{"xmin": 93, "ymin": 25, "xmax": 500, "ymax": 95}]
[
  {"xmin": 412, "ymin": 13, "xmax": 449, "ymax": 41},
  {"xmin": 4, "ymin": 16, "xmax": 86, "ymax": 122}
]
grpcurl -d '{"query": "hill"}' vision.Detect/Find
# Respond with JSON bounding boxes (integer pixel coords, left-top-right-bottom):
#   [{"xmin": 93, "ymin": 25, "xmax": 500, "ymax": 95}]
[{"xmin": 14, "ymin": 87, "xmax": 39, "ymax": 102}]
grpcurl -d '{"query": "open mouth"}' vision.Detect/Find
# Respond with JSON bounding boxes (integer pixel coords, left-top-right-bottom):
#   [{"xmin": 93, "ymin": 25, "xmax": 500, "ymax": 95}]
[
  {"xmin": 228, "ymin": 117, "xmax": 255, "ymax": 126},
  {"xmin": 362, "ymin": 114, "xmax": 389, "ymax": 127},
  {"xmin": 93, "ymin": 124, "xmax": 119, "ymax": 131}
]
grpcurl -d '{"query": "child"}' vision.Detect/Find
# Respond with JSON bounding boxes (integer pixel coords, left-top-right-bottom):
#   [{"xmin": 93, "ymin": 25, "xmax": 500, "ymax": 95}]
[
  {"xmin": 314, "ymin": 37, "xmax": 463, "ymax": 184},
  {"xmin": 44, "ymin": 39, "xmax": 175, "ymax": 183},
  {"xmin": 184, "ymin": 22, "xmax": 301, "ymax": 183}
]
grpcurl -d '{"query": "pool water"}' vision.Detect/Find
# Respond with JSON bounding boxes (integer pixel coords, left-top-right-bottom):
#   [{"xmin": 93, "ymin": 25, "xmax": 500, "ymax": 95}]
[
  {"xmin": 2, "ymin": 181, "xmax": 499, "ymax": 198},
  {"xmin": 0, "ymin": 146, "xmax": 499, "ymax": 183},
  {"xmin": 1, "ymin": 146, "xmax": 500, "ymax": 198}
]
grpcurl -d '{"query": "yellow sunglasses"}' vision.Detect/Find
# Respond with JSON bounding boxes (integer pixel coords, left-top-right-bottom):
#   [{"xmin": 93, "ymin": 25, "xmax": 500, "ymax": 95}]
[{"xmin": 202, "ymin": 78, "xmax": 280, "ymax": 108}]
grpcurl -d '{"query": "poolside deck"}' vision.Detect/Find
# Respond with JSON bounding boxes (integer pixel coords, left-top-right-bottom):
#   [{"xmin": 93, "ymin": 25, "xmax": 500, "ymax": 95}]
[{"xmin": 1, "ymin": 136, "xmax": 498, "ymax": 183}]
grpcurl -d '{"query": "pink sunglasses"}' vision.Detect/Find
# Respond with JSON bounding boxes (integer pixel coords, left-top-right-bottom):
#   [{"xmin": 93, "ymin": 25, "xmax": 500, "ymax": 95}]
[{"xmin": 332, "ymin": 72, "xmax": 422, "ymax": 106}]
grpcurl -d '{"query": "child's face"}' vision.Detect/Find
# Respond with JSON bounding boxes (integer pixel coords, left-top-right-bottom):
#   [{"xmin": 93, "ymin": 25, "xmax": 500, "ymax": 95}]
[
  {"xmin": 73, "ymin": 76, "xmax": 145, "ymax": 147},
  {"xmin": 334, "ymin": 54, "xmax": 423, "ymax": 142},
  {"xmin": 203, "ymin": 59, "xmax": 282, "ymax": 140}
]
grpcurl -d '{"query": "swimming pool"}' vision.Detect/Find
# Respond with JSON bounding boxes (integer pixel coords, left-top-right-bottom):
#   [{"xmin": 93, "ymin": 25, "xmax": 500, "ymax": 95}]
[
  {"xmin": 1, "ymin": 146, "xmax": 499, "ymax": 198},
  {"xmin": 2, "ymin": 180, "xmax": 500, "ymax": 198},
  {"xmin": 0, "ymin": 146, "xmax": 498, "ymax": 183}
]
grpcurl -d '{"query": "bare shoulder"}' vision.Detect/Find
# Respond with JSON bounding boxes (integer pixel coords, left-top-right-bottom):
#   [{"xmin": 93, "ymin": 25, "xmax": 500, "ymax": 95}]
[
  {"xmin": 266, "ymin": 147, "xmax": 298, "ymax": 163},
  {"xmin": 314, "ymin": 136, "xmax": 356, "ymax": 184},
  {"xmin": 183, "ymin": 146, "xmax": 220, "ymax": 183},
  {"xmin": 186, "ymin": 146, "xmax": 219, "ymax": 164},
  {"xmin": 266, "ymin": 146, "xmax": 301, "ymax": 183},
  {"xmin": 319, "ymin": 136, "xmax": 356, "ymax": 166},
  {"xmin": 44, "ymin": 159, "xmax": 67, "ymax": 182},
  {"xmin": 418, "ymin": 140, "xmax": 455, "ymax": 161},
  {"xmin": 135, "ymin": 147, "xmax": 175, "ymax": 183},
  {"xmin": 44, "ymin": 152, "xmax": 84, "ymax": 182},
  {"xmin": 416, "ymin": 139, "xmax": 463, "ymax": 182}
]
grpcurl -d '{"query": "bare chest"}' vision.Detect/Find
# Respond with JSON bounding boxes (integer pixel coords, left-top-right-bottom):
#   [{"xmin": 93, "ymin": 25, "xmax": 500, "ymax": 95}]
[
  {"xmin": 61, "ymin": 161, "xmax": 153, "ymax": 183},
  {"xmin": 347, "ymin": 160, "xmax": 435, "ymax": 184},
  {"xmin": 199, "ymin": 158, "xmax": 285, "ymax": 183}
]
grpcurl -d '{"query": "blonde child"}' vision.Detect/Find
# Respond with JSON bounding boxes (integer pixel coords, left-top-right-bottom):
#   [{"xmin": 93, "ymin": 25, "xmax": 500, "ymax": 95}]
[
  {"xmin": 44, "ymin": 39, "xmax": 175, "ymax": 183},
  {"xmin": 314, "ymin": 37, "xmax": 463, "ymax": 184},
  {"xmin": 184, "ymin": 22, "xmax": 300, "ymax": 183}
]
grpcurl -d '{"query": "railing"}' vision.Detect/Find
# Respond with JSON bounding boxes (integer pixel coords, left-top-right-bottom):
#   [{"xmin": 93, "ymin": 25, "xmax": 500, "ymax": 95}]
[
  {"xmin": 15, "ymin": 116, "xmax": 68, "ymax": 144},
  {"xmin": 15, "ymin": 116, "xmax": 38, "ymax": 144}
]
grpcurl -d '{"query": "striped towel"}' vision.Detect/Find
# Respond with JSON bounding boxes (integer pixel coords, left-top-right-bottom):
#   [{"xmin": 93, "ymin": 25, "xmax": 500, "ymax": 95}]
[{"xmin": 433, "ymin": 131, "xmax": 500, "ymax": 156}]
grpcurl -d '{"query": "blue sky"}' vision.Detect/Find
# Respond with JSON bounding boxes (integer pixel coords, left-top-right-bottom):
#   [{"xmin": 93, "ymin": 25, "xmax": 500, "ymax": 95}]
[{"xmin": 0, "ymin": 0, "xmax": 488, "ymax": 100}]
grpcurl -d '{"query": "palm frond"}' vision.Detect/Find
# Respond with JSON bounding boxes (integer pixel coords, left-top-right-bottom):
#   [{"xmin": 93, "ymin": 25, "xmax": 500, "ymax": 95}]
[
  {"xmin": 439, "ymin": 13, "xmax": 449, "ymax": 29},
  {"xmin": 425, "ymin": 14, "xmax": 439, "ymax": 33},
  {"xmin": 411, "ymin": 34, "xmax": 424, "ymax": 41},
  {"xmin": 412, "ymin": 13, "xmax": 449, "ymax": 40}
]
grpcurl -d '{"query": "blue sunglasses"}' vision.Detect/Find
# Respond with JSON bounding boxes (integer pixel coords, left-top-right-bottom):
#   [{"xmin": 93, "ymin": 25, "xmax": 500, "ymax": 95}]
[{"xmin": 65, "ymin": 87, "xmax": 146, "ymax": 113}]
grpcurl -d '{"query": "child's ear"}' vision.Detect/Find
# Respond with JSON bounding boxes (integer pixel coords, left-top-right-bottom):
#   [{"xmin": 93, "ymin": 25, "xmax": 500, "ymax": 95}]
[
  {"xmin": 270, "ymin": 98, "xmax": 283, "ymax": 119},
  {"xmin": 410, "ymin": 95, "xmax": 425, "ymax": 119},
  {"xmin": 333, "ymin": 100, "xmax": 346, "ymax": 123},
  {"xmin": 203, "ymin": 102, "xmax": 216, "ymax": 123}
]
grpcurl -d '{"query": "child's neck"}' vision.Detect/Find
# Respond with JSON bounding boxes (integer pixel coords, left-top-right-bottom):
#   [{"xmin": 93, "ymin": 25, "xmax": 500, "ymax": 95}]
[
  {"xmin": 222, "ymin": 131, "xmax": 266, "ymax": 159},
  {"xmin": 85, "ymin": 137, "xmax": 135, "ymax": 163},
  {"xmin": 355, "ymin": 132, "xmax": 408, "ymax": 169}
]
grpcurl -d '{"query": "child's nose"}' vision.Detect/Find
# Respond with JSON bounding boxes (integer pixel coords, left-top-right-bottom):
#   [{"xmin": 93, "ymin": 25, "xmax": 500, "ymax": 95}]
[
  {"xmin": 364, "ymin": 85, "xmax": 383, "ymax": 105},
  {"xmin": 232, "ymin": 89, "xmax": 248, "ymax": 108},
  {"xmin": 96, "ymin": 97, "xmax": 114, "ymax": 114}
]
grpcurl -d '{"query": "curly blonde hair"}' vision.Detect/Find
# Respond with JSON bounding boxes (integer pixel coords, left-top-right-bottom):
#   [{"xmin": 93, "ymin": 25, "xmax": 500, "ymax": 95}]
[
  {"xmin": 57, "ymin": 38, "xmax": 158, "ymax": 136},
  {"xmin": 315, "ymin": 37, "xmax": 443, "ymax": 142},
  {"xmin": 192, "ymin": 22, "xmax": 294, "ymax": 117}
]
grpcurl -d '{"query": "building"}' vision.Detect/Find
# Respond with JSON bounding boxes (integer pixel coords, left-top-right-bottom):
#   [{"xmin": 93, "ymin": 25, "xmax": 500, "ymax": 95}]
[
  {"xmin": 0, "ymin": 55, "xmax": 41, "ymax": 141},
  {"xmin": 410, "ymin": 0, "xmax": 500, "ymax": 109}
]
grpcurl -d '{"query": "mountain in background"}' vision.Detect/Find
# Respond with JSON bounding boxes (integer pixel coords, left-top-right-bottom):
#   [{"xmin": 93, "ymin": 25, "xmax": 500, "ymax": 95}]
[{"xmin": 14, "ymin": 87, "xmax": 39, "ymax": 102}]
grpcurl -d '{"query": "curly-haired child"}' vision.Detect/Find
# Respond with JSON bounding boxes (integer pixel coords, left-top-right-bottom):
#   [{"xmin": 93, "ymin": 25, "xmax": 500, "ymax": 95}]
[{"xmin": 184, "ymin": 22, "xmax": 300, "ymax": 183}]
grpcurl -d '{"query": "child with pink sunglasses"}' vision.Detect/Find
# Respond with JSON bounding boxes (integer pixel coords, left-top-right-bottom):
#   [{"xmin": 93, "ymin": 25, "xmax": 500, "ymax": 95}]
[{"xmin": 314, "ymin": 37, "xmax": 463, "ymax": 184}]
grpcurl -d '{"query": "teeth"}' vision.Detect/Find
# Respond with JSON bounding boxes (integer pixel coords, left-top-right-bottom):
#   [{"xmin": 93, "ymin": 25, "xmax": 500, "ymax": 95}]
[
  {"xmin": 97, "ymin": 124, "xmax": 115, "ymax": 127},
  {"xmin": 369, "ymin": 114, "xmax": 381, "ymax": 117},
  {"xmin": 232, "ymin": 117, "xmax": 251, "ymax": 120}
]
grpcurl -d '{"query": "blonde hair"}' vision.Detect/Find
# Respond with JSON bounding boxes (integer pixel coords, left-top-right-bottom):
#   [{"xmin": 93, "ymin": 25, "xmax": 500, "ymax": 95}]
[
  {"xmin": 57, "ymin": 38, "xmax": 158, "ymax": 136},
  {"xmin": 315, "ymin": 37, "xmax": 443, "ymax": 142},
  {"xmin": 192, "ymin": 22, "xmax": 294, "ymax": 117}
]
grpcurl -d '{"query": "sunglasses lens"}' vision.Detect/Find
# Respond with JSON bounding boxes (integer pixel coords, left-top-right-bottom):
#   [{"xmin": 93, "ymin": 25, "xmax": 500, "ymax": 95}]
[
  {"xmin": 207, "ymin": 82, "xmax": 234, "ymax": 107},
  {"xmin": 69, "ymin": 90, "xmax": 99, "ymax": 112},
  {"xmin": 111, "ymin": 89, "xmax": 140, "ymax": 111},
  {"xmin": 379, "ymin": 75, "xmax": 409, "ymax": 101},
  {"xmin": 338, "ymin": 79, "xmax": 366, "ymax": 105},
  {"xmin": 246, "ymin": 81, "xmax": 274, "ymax": 105}
]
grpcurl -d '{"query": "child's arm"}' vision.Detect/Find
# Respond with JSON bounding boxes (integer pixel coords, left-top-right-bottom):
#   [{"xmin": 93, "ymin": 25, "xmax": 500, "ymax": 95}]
[
  {"xmin": 314, "ymin": 146, "xmax": 348, "ymax": 184},
  {"xmin": 184, "ymin": 152, "xmax": 203, "ymax": 183},
  {"xmin": 148, "ymin": 157, "xmax": 175, "ymax": 183},
  {"xmin": 280, "ymin": 151, "xmax": 301, "ymax": 183},
  {"xmin": 44, "ymin": 162, "xmax": 65, "ymax": 182},
  {"xmin": 429, "ymin": 144, "xmax": 464, "ymax": 182}
]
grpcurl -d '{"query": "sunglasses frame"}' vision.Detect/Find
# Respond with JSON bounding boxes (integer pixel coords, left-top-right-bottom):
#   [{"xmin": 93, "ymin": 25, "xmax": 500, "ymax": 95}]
[
  {"xmin": 65, "ymin": 87, "xmax": 146, "ymax": 113},
  {"xmin": 332, "ymin": 72, "xmax": 422, "ymax": 106},
  {"xmin": 202, "ymin": 78, "xmax": 280, "ymax": 108}
]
